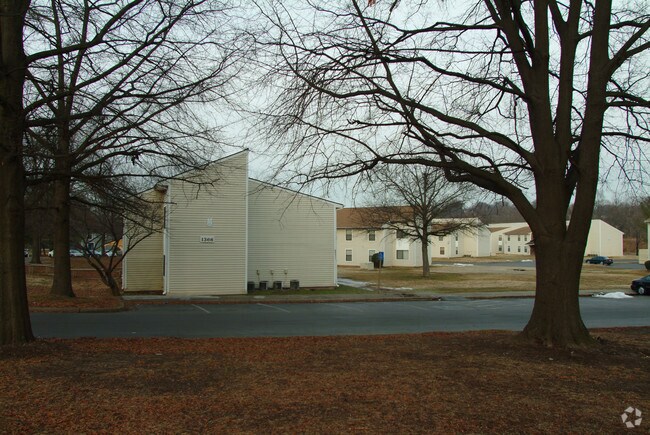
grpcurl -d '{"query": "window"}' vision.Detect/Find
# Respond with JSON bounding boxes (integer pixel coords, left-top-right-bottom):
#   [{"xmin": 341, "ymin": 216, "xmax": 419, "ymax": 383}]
[
  {"xmin": 345, "ymin": 249, "xmax": 352, "ymax": 262},
  {"xmin": 524, "ymin": 246, "xmax": 528, "ymax": 253},
  {"xmin": 438, "ymin": 236, "xmax": 444, "ymax": 241},
  {"xmin": 368, "ymin": 230, "xmax": 375, "ymax": 241},
  {"xmin": 507, "ymin": 246, "xmax": 511, "ymax": 252},
  {"xmin": 518, "ymin": 235, "xmax": 521, "ymax": 242},
  {"xmin": 498, "ymin": 246, "xmax": 503, "ymax": 252},
  {"xmin": 455, "ymin": 248, "xmax": 459, "ymax": 255},
  {"xmin": 396, "ymin": 229, "xmax": 407, "ymax": 239},
  {"xmin": 498, "ymin": 235, "xmax": 502, "ymax": 241},
  {"xmin": 454, "ymin": 233, "xmax": 459, "ymax": 241},
  {"xmin": 346, "ymin": 229, "xmax": 352, "ymax": 241},
  {"xmin": 368, "ymin": 250, "xmax": 375, "ymax": 262},
  {"xmin": 396, "ymin": 250, "xmax": 409, "ymax": 260},
  {"xmin": 524, "ymin": 235, "xmax": 528, "ymax": 242},
  {"xmin": 518, "ymin": 246, "xmax": 521, "ymax": 252},
  {"xmin": 440, "ymin": 247, "xmax": 445, "ymax": 255},
  {"xmin": 507, "ymin": 235, "xmax": 511, "ymax": 242}
]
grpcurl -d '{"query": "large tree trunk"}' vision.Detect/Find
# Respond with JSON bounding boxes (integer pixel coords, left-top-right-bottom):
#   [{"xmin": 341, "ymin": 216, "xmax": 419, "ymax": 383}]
[
  {"xmin": 522, "ymin": 235, "xmax": 594, "ymax": 347},
  {"xmin": 50, "ymin": 175, "xmax": 75, "ymax": 297},
  {"xmin": 0, "ymin": 0, "xmax": 34, "ymax": 345}
]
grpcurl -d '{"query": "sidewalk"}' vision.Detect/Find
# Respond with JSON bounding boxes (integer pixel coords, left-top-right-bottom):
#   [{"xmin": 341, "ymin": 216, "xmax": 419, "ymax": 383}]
[{"xmin": 121, "ymin": 288, "xmax": 614, "ymax": 306}]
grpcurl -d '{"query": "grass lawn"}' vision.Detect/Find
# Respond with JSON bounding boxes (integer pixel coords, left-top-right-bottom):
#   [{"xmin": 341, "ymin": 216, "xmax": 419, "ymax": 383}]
[
  {"xmin": 339, "ymin": 262, "xmax": 643, "ymax": 293},
  {"xmin": 250, "ymin": 285, "xmax": 371, "ymax": 296},
  {"xmin": 1, "ymin": 328, "xmax": 648, "ymax": 433}
]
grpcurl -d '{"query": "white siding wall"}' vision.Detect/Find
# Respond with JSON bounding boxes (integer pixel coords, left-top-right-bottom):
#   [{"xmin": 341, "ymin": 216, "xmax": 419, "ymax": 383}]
[
  {"xmin": 476, "ymin": 227, "xmax": 492, "ymax": 256},
  {"xmin": 584, "ymin": 219, "xmax": 623, "ymax": 257},
  {"xmin": 165, "ymin": 152, "xmax": 248, "ymax": 295},
  {"xmin": 122, "ymin": 190, "xmax": 165, "ymax": 292},
  {"xmin": 248, "ymin": 181, "xmax": 337, "ymax": 288},
  {"xmin": 337, "ymin": 228, "xmax": 387, "ymax": 266}
]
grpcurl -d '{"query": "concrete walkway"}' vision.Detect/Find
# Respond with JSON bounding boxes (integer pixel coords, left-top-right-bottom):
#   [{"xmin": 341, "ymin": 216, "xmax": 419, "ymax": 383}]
[{"xmin": 121, "ymin": 289, "xmax": 623, "ymax": 305}]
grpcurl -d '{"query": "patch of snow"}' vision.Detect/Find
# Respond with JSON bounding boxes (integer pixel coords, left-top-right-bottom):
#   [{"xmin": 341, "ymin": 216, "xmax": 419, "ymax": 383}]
[
  {"xmin": 337, "ymin": 278, "xmax": 372, "ymax": 290},
  {"xmin": 521, "ymin": 260, "xmax": 533, "ymax": 263},
  {"xmin": 382, "ymin": 287, "xmax": 414, "ymax": 291},
  {"xmin": 452, "ymin": 263, "xmax": 474, "ymax": 267},
  {"xmin": 592, "ymin": 292, "xmax": 633, "ymax": 299}
]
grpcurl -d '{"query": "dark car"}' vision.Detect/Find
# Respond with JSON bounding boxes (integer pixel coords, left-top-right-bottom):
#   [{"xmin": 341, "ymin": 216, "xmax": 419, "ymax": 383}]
[
  {"xmin": 585, "ymin": 256, "xmax": 613, "ymax": 265},
  {"xmin": 631, "ymin": 275, "xmax": 650, "ymax": 295}
]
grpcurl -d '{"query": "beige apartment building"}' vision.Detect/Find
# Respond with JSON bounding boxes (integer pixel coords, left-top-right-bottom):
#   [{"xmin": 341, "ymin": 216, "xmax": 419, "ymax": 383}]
[
  {"xmin": 336, "ymin": 208, "xmax": 490, "ymax": 267},
  {"xmin": 488, "ymin": 219, "xmax": 624, "ymax": 257},
  {"xmin": 122, "ymin": 150, "xmax": 341, "ymax": 296}
]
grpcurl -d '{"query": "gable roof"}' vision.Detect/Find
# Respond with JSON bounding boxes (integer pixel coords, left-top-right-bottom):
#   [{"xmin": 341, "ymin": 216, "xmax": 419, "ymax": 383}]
[
  {"xmin": 336, "ymin": 207, "xmax": 413, "ymax": 229},
  {"xmin": 505, "ymin": 226, "xmax": 532, "ymax": 236}
]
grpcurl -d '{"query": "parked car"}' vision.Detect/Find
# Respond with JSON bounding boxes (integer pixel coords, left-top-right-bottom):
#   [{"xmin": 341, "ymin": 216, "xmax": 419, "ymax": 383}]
[
  {"xmin": 631, "ymin": 275, "xmax": 650, "ymax": 295},
  {"xmin": 93, "ymin": 249, "xmax": 121, "ymax": 257},
  {"xmin": 585, "ymin": 256, "xmax": 613, "ymax": 265},
  {"xmin": 48, "ymin": 249, "xmax": 85, "ymax": 257}
]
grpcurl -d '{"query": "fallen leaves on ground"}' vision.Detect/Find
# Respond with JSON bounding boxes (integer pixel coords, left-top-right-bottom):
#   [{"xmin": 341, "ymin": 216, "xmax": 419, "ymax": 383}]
[
  {"xmin": 27, "ymin": 269, "xmax": 122, "ymax": 311},
  {"xmin": 1, "ymin": 329, "xmax": 648, "ymax": 433}
]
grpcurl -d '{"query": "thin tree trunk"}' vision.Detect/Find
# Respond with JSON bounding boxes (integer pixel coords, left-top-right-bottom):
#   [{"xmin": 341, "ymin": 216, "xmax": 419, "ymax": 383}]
[
  {"xmin": 421, "ymin": 237, "xmax": 430, "ymax": 277},
  {"xmin": 87, "ymin": 256, "xmax": 122, "ymax": 296},
  {"xmin": 522, "ymin": 237, "xmax": 594, "ymax": 347},
  {"xmin": 50, "ymin": 176, "xmax": 75, "ymax": 297},
  {"xmin": 0, "ymin": 0, "xmax": 34, "ymax": 345}
]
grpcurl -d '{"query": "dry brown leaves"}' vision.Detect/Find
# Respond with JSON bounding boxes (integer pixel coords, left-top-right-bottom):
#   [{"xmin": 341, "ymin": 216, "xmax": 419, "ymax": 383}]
[{"xmin": 1, "ymin": 329, "xmax": 648, "ymax": 433}]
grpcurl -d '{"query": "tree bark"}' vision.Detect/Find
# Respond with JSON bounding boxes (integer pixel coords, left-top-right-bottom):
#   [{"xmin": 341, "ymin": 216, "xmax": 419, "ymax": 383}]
[
  {"xmin": 420, "ymin": 236, "xmax": 430, "ymax": 277},
  {"xmin": 50, "ymin": 175, "xmax": 75, "ymax": 297},
  {"xmin": 0, "ymin": 0, "xmax": 34, "ymax": 345},
  {"xmin": 522, "ymin": 235, "xmax": 594, "ymax": 347},
  {"xmin": 29, "ymin": 233, "xmax": 41, "ymax": 264}
]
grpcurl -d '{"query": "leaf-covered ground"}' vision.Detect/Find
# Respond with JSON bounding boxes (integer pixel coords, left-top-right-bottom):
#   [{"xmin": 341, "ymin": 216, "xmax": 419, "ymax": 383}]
[{"xmin": 1, "ymin": 329, "xmax": 648, "ymax": 433}]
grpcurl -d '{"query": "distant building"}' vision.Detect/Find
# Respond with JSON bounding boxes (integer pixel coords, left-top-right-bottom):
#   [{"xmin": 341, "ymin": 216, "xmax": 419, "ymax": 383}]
[
  {"xmin": 488, "ymin": 219, "xmax": 624, "ymax": 257},
  {"xmin": 336, "ymin": 207, "xmax": 490, "ymax": 267}
]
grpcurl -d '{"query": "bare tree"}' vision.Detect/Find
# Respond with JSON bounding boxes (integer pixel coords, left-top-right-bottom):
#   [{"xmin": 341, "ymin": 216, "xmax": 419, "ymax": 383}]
[
  {"xmin": 70, "ymin": 178, "xmax": 164, "ymax": 296},
  {"xmin": 253, "ymin": 0, "xmax": 650, "ymax": 346},
  {"xmin": 24, "ymin": 0, "xmax": 240, "ymax": 297},
  {"xmin": 0, "ymin": 0, "xmax": 34, "ymax": 345},
  {"xmin": 364, "ymin": 164, "xmax": 477, "ymax": 276}
]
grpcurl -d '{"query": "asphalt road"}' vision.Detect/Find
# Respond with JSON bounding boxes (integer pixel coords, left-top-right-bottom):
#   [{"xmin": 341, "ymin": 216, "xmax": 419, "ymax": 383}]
[{"xmin": 31, "ymin": 297, "xmax": 650, "ymax": 338}]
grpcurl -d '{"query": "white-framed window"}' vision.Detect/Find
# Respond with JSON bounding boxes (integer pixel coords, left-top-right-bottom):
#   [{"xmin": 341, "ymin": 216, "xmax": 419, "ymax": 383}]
[
  {"xmin": 455, "ymin": 248, "xmax": 459, "ymax": 255},
  {"xmin": 518, "ymin": 235, "xmax": 521, "ymax": 242},
  {"xmin": 498, "ymin": 235, "xmax": 502, "ymax": 241},
  {"xmin": 524, "ymin": 246, "xmax": 528, "ymax": 253},
  {"xmin": 440, "ymin": 247, "xmax": 445, "ymax": 255},
  {"xmin": 438, "ymin": 236, "xmax": 444, "ymax": 241},
  {"xmin": 396, "ymin": 250, "xmax": 409, "ymax": 260},
  {"xmin": 454, "ymin": 233, "xmax": 459, "ymax": 241},
  {"xmin": 524, "ymin": 235, "xmax": 528, "ymax": 242},
  {"xmin": 345, "ymin": 249, "xmax": 352, "ymax": 262},
  {"xmin": 368, "ymin": 230, "xmax": 376, "ymax": 241},
  {"xmin": 507, "ymin": 246, "xmax": 511, "ymax": 252},
  {"xmin": 368, "ymin": 250, "xmax": 375, "ymax": 262},
  {"xmin": 396, "ymin": 229, "xmax": 408, "ymax": 239},
  {"xmin": 346, "ymin": 229, "xmax": 352, "ymax": 241},
  {"xmin": 498, "ymin": 246, "xmax": 503, "ymax": 252},
  {"xmin": 507, "ymin": 235, "xmax": 511, "ymax": 241},
  {"xmin": 518, "ymin": 246, "xmax": 521, "ymax": 252}
]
